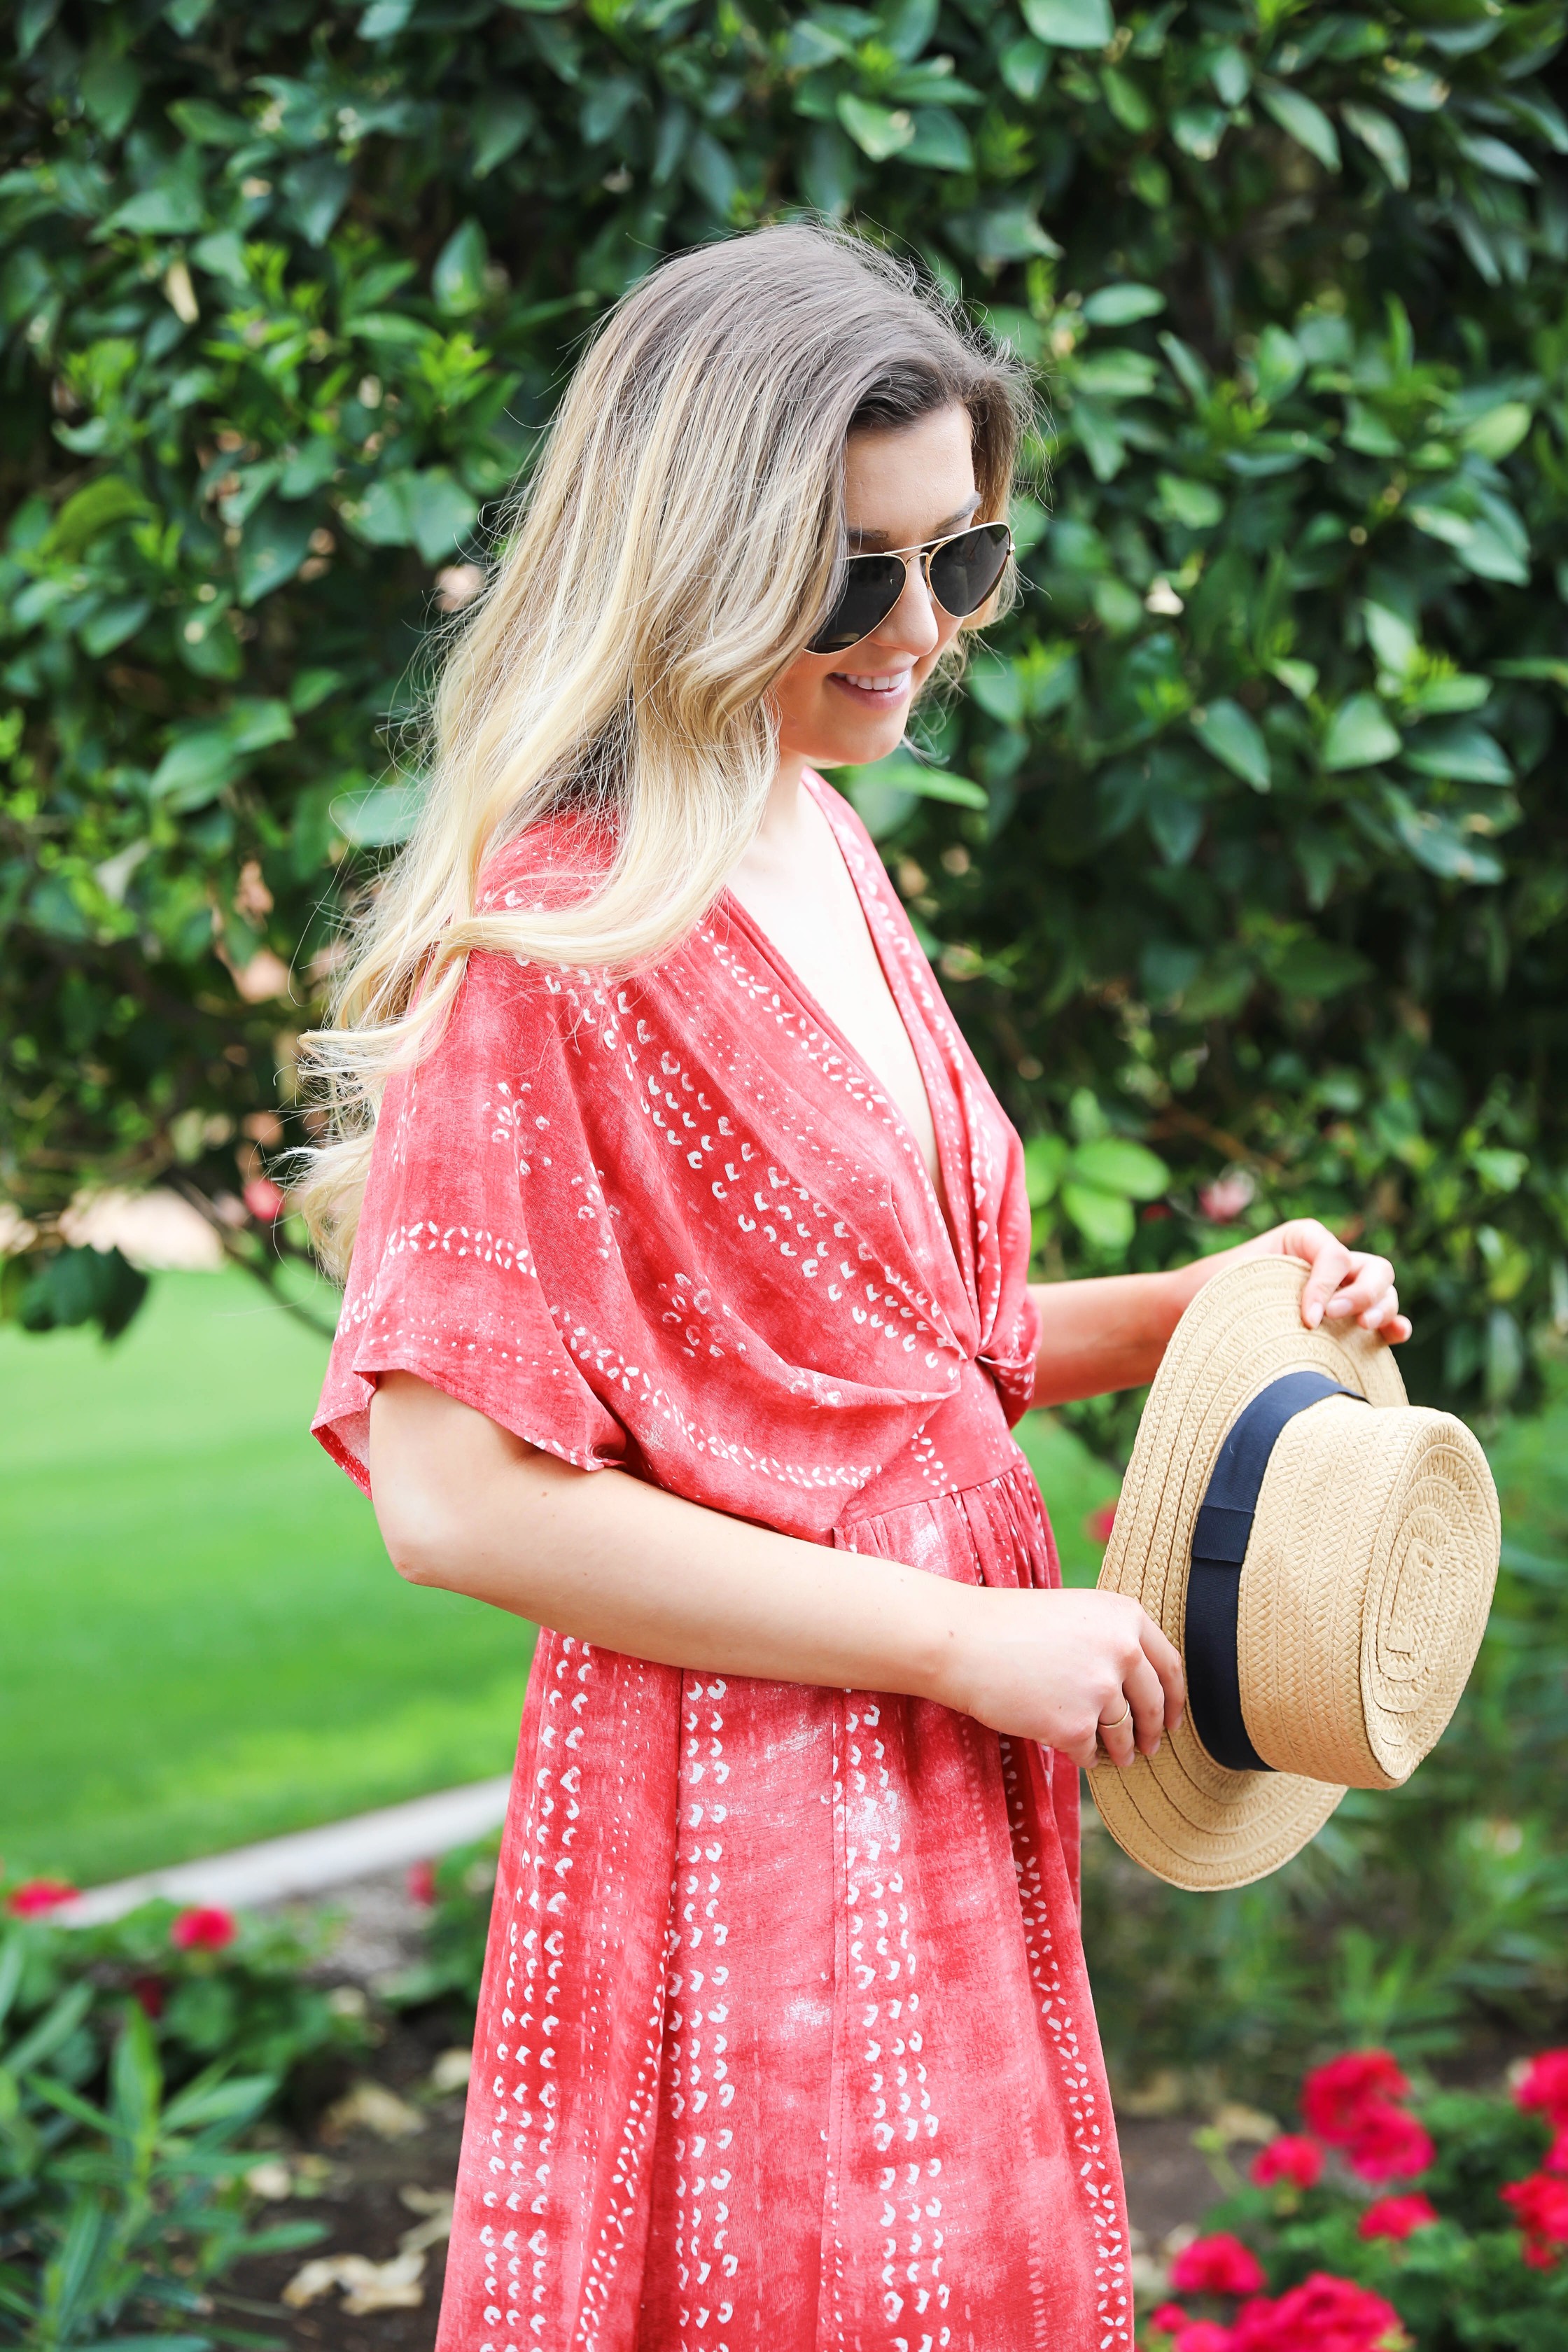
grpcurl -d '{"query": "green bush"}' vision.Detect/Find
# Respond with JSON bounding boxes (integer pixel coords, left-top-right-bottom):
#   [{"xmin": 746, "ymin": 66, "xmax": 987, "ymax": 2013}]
[
  {"xmin": 1, "ymin": 0, "xmax": 1566, "ymax": 1425},
  {"xmin": 0, "ymin": 1922, "xmax": 323, "ymax": 2351}
]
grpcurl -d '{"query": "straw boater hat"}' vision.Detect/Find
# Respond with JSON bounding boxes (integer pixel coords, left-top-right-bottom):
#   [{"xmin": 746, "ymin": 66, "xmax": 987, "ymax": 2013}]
[{"xmin": 1087, "ymin": 1255, "xmax": 1500, "ymax": 1892}]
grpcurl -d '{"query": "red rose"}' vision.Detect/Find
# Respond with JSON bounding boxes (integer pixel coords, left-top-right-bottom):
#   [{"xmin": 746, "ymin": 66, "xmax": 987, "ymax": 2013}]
[
  {"xmin": 1345, "ymin": 2103, "xmax": 1434, "ymax": 2183},
  {"xmin": 1251, "ymin": 2134, "xmax": 1324, "ymax": 2190},
  {"xmin": 129, "ymin": 1974, "xmax": 167, "ymax": 2018},
  {"xmin": 1359, "ymin": 2193, "xmax": 1438, "ymax": 2241},
  {"xmin": 1168, "ymin": 2234, "xmax": 1267, "ymax": 2297},
  {"xmin": 1502, "ymin": 2169, "xmax": 1568, "ymax": 2268},
  {"xmin": 1547, "ymin": 2125, "xmax": 1568, "ymax": 2176},
  {"xmin": 407, "ymin": 1858, "xmax": 437, "ymax": 1905},
  {"xmin": 1228, "ymin": 2270, "xmax": 1407, "ymax": 2351},
  {"xmin": 243, "ymin": 1176, "xmax": 286, "ymax": 1222},
  {"xmin": 170, "ymin": 1904, "xmax": 238, "ymax": 1951},
  {"xmin": 1173, "ymin": 2325, "xmax": 1235, "ymax": 2352},
  {"xmin": 6, "ymin": 1877, "xmax": 78, "ymax": 1917},
  {"xmin": 1301, "ymin": 2051, "xmax": 1410, "ymax": 2146},
  {"xmin": 1149, "ymin": 2307, "xmax": 1190, "ymax": 2334},
  {"xmin": 1515, "ymin": 2051, "xmax": 1568, "ymax": 2131}
]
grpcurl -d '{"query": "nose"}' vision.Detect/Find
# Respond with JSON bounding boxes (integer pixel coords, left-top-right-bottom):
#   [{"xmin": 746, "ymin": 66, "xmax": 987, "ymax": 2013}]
[{"xmin": 876, "ymin": 556, "xmax": 943, "ymax": 659}]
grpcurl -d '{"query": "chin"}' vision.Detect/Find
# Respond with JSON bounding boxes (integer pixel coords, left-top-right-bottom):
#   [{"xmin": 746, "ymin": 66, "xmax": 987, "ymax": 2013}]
[{"xmin": 810, "ymin": 715, "xmax": 909, "ymax": 771}]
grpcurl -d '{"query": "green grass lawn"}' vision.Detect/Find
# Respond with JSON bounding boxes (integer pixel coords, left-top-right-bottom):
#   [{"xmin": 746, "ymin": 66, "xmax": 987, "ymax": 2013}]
[
  {"xmin": 0, "ymin": 1267, "xmax": 1121, "ymax": 1886},
  {"xmin": 0, "ymin": 1270, "xmax": 531, "ymax": 1888}
]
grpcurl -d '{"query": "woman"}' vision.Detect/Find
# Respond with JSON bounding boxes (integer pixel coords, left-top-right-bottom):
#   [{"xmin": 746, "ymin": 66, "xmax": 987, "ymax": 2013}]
[{"xmin": 302, "ymin": 227, "xmax": 1406, "ymax": 2352}]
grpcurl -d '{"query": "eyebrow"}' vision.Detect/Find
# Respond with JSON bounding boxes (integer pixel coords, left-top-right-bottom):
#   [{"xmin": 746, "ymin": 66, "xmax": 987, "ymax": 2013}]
[{"xmin": 847, "ymin": 493, "xmax": 981, "ymax": 553}]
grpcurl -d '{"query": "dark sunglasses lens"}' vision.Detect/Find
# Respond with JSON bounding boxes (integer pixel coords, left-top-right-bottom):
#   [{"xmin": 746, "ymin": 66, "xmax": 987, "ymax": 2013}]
[
  {"xmin": 928, "ymin": 524, "xmax": 1011, "ymax": 619},
  {"xmin": 808, "ymin": 555, "xmax": 906, "ymax": 655}
]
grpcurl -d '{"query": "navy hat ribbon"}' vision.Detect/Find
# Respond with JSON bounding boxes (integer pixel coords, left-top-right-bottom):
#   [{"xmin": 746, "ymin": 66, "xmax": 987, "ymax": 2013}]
[{"xmin": 1186, "ymin": 1369, "xmax": 1367, "ymax": 1773}]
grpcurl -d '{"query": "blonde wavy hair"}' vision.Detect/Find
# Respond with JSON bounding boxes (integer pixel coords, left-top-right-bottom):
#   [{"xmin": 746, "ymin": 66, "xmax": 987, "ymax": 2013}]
[{"xmin": 296, "ymin": 223, "xmax": 1027, "ymax": 1276}]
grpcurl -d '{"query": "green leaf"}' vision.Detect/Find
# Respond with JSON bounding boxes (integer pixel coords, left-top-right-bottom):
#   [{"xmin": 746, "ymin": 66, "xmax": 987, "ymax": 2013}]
[
  {"xmin": 1401, "ymin": 721, "xmax": 1513, "ymax": 785},
  {"xmin": 403, "ymin": 468, "xmax": 480, "ymax": 563},
  {"xmin": 1061, "ymin": 1181, "xmax": 1135, "ymax": 1251},
  {"xmin": 472, "ymin": 92, "xmax": 538, "ymax": 177},
  {"xmin": 1270, "ymin": 938, "xmax": 1373, "ymax": 999},
  {"xmin": 1341, "ymin": 102, "xmax": 1409, "ymax": 189},
  {"xmin": 1455, "ymin": 132, "xmax": 1538, "ymax": 185},
  {"xmin": 1021, "ymin": 0, "xmax": 1112, "ymax": 50},
  {"xmin": 902, "ymin": 107, "xmax": 972, "ymax": 171},
  {"xmin": 836, "ymin": 94, "xmax": 916, "ymax": 160},
  {"xmin": 839, "ymin": 751, "xmax": 986, "ymax": 808},
  {"xmin": 1461, "ymin": 402, "xmax": 1532, "ymax": 461},
  {"xmin": 47, "ymin": 476, "xmax": 149, "ymax": 554},
  {"xmin": 1322, "ymin": 693, "xmax": 1401, "ymax": 771},
  {"xmin": 237, "ymin": 501, "xmax": 313, "ymax": 606},
  {"xmin": 1191, "ymin": 698, "xmax": 1271, "ymax": 792},
  {"xmin": 1258, "ymin": 83, "xmax": 1340, "ymax": 172},
  {"xmin": 1082, "ymin": 282, "xmax": 1164, "ymax": 326},
  {"xmin": 1070, "ymin": 1137, "xmax": 1170, "ymax": 1200},
  {"xmin": 433, "ymin": 219, "xmax": 489, "ymax": 315},
  {"xmin": 1023, "ymin": 1132, "xmax": 1068, "ymax": 1205},
  {"xmin": 331, "ymin": 781, "xmax": 424, "ymax": 846},
  {"xmin": 1155, "ymin": 473, "xmax": 1222, "ymax": 530}
]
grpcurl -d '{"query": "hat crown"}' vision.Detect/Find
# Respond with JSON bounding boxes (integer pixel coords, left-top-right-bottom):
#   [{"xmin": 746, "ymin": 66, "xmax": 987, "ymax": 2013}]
[{"xmin": 1238, "ymin": 1394, "xmax": 1499, "ymax": 1789}]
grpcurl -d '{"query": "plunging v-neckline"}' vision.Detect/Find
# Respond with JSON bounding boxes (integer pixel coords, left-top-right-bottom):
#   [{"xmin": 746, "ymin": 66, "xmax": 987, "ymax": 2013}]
[{"xmin": 719, "ymin": 774, "xmax": 967, "ymax": 1292}]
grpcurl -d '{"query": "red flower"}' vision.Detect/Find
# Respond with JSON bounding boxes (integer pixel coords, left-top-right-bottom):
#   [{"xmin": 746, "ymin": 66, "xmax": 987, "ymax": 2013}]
[
  {"xmin": 129, "ymin": 1974, "xmax": 166, "ymax": 2019},
  {"xmin": 1301, "ymin": 2051, "xmax": 1410, "ymax": 2146},
  {"xmin": 1502, "ymin": 2169, "xmax": 1568, "ymax": 2268},
  {"xmin": 1547, "ymin": 2124, "xmax": 1568, "ymax": 2176},
  {"xmin": 1168, "ymin": 2234, "xmax": 1267, "ymax": 2297},
  {"xmin": 1198, "ymin": 1172, "xmax": 1256, "ymax": 1224},
  {"xmin": 1515, "ymin": 2050, "xmax": 1568, "ymax": 2131},
  {"xmin": 1149, "ymin": 2308, "xmax": 1191, "ymax": 2334},
  {"xmin": 1251, "ymin": 2134, "xmax": 1324, "ymax": 2190},
  {"xmin": 407, "ymin": 1858, "xmax": 437, "ymax": 1905},
  {"xmin": 1345, "ymin": 2104, "xmax": 1434, "ymax": 2183},
  {"xmin": 1084, "ymin": 1500, "xmax": 1118, "ymax": 1546},
  {"xmin": 243, "ymin": 1176, "xmax": 286, "ymax": 1222},
  {"xmin": 1228, "ymin": 2272, "xmax": 1407, "ymax": 2351},
  {"xmin": 1359, "ymin": 2193, "xmax": 1438, "ymax": 2241},
  {"xmin": 6, "ymin": 1877, "xmax": 78, "ymax": 1917},
  {"xmin": 170, "ymin": 1904, "xmax": 237, "ymax": 1951},
  {"xmin": 1173, "ymin": 2325, "xmax": 1234, "ymax": 2352}
]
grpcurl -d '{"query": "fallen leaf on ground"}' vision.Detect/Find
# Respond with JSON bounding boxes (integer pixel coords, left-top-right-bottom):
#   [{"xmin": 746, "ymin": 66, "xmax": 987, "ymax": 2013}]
[
  {"xmin": 283, "ymin": 2250, "xmax": 427, "ymax": 2314},
  {"xmin": 320, "ymin": 2079, "xmax": 426, "ymax": 2143},
  {"xmin": 429, "ymin": 2045, "xmax": 472, "ymax": 2094}
]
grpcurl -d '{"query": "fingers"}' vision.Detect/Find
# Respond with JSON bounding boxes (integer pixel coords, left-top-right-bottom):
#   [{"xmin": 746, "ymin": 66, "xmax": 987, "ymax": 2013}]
[
  {"xmin": 1292, "ymin": 1230, "xmax": 1413, "ymax": 1345},
  {"xmin": 1298, "ymin": 1231, "xmax": 1352, "ymax": 1329},
  {"xmin": 1140, "ymin": 1609, "xmax": 1186, "ymax": 1731},
  {"xmin": 1094, "ymin": 1611, "xmax": 1186, "ymax": 1770}
]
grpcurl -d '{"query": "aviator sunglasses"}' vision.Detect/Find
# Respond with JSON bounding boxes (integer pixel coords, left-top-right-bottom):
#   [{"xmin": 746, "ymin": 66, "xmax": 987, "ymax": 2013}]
[{"xmin": 807, "ymin": 519, "xmax": 1014, "ymax": 658}]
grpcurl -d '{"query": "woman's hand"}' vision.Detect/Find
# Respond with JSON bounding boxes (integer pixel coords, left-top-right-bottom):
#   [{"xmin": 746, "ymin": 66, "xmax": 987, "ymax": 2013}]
[
  {"xmin": 1234, "ymin": 1217, "xmax": 1411, "ymax": 1344},
  {"xmin": 932, "ymin": 1586, "xmax": 1184, "ymax": 1770}
]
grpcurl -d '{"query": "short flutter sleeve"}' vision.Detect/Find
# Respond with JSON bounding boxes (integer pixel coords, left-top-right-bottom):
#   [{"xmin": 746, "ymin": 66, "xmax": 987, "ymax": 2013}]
[{"xmin": 312, "ymin": 947, "xmax": 629, "ymax": 1492}]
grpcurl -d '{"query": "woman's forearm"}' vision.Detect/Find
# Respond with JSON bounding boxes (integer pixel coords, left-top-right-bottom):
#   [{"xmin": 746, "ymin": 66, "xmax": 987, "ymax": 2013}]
[{"xmin": 1026, "ymin": 1266, "xmax": 1200, "ymax": 1407}]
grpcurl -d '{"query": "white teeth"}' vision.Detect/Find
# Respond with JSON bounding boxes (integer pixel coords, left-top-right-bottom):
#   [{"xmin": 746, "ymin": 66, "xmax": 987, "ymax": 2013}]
[{"xmin": 841, "ymin": 672, "xmax": 909, "ymax": 692}]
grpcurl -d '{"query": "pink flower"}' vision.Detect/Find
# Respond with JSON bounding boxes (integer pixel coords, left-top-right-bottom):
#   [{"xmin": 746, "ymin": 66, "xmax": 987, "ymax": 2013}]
[
  {"xmin": 170, "ymin": 1905, "xmax": 237, "ymax": 1951},
  {"xmin": 407, "ymin": 1858, "xmax": 437, "ymax": 1905},
  {"xmin": 1515, "ymin": 2050, "xmax": 1568, "ymax": 2131},
  {"xmin": 1149, "ymin": 2308, "xmax": 1191, "ymax": 2335},
  {"xmin": 243, "ymin": 1176, "xmax": 286, "ymax": 1223},
  {"xmin": 1359, "ymin": 2193, "xmax": 1438, "ymax": 2241},
  {"xmin": 1198, "ymin": 1172, "xmax": 1256, "ymax": 1224},
  {"xmin": 1084, "ymin": 1500, "xmax": 1118, "ymax": 1545},
  {"xmin": 6, "ymin": 1877, "xmax": 78, "ymax": 1917},
  {"xmin": 1301, "ymin": 2052, "xmax": 1410, "ymax": 2146},
  {"xmin": 1228, "ymin": 2272, "xmax": 1408, "ymax": 2351},
  {"xmin": 1547, "ymin": 2125, "xmax": 1568, "ymax": 2176},
  {"xmin": 1168, "ymin": 2234, "xmax": 1267, "ymax": 2297},
  {"xmin": 1173, "ymin": 2325, "xmax": 1234, "ymax": 2352},
  {"xmin": 1345, "ymin": 2104, "xmax": 1434, "ymax": 2183},
  {"xmin": 1251, "ymin": 2134, "xmax": 1324, "ymax": 2190},
  {"xmin": 1502, "ymin": 2170, "xmax": 1568, "ymax": 2269}
]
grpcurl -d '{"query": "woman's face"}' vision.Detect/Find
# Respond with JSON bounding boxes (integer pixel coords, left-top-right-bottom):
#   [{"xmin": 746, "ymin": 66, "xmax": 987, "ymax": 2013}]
[{"xmin": 771, "ymin": 401, "xmax": 980, "ymax": 774}]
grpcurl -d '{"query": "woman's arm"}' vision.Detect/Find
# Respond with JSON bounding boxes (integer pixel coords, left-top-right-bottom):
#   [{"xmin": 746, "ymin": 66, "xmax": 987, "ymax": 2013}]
[
  {"xmin": 368, "ymin": 1370, "xmax": 1184, "ymax": 1770},
  {"xmin": 1028, "ymin": 1217, "xmax": 1411, "ymax": 1408}
]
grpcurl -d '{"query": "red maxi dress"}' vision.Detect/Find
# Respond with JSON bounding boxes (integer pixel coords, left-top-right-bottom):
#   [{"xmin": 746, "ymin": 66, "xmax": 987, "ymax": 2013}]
[{"xmin": 314, "ymin": 773, "xmax": 1131, "ymax": 2352}]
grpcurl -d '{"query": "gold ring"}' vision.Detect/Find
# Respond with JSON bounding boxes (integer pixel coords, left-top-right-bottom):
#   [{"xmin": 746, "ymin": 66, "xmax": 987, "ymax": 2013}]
[{"xmin": 1100, "ymin": 1700, "xmax": 1133, "ymax": 1732}]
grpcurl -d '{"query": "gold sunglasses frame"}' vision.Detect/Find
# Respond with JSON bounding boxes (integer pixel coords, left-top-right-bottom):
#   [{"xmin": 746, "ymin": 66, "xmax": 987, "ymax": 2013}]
[{"xmin": 807, "ymin": 520, "xmax": 1015, "ymax": 658}]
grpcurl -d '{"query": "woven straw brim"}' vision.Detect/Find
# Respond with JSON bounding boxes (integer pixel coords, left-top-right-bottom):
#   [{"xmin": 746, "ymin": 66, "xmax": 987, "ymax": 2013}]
[{"xmin": 1088, "ymin": 1256, "xmax": 1410, "ymax": 1893}]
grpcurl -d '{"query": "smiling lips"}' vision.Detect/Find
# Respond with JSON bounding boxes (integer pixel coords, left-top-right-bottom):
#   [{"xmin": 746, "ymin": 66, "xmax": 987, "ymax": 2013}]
[{"xmin": 828, "ymin": 668, "xmax": 914, "ymax": 708}]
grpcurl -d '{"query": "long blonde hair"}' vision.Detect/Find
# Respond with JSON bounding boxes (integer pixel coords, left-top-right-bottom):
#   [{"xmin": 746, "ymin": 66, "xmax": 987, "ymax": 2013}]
[{"xmin": 297, "ymin": 224, "xmax": 1026, "ymax": 1275}]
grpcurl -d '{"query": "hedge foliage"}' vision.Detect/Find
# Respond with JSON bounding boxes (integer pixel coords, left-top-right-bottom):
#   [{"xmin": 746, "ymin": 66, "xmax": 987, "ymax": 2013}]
[{"xmin": 1, "ymin": 0, "xmax": 1566, "ymax": 1417}]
